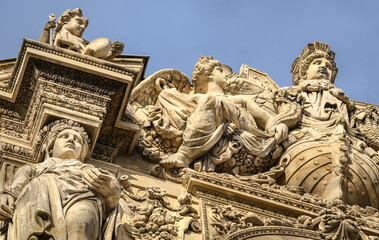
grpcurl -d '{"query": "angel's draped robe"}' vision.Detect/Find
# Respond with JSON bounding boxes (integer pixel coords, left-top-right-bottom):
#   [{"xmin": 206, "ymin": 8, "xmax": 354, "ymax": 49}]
[{"xmin": 148, "ymin": 88, "xmax": 277, "ymax": 168}]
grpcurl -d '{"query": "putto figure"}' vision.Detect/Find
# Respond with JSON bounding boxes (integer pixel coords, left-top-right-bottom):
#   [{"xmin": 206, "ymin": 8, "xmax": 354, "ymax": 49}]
[
  {"xmin": 0, "ymin": 119, "xmax": 121, "ymax": 239},
  {"xmin": 160, "ymin": 57, "xmax": 288, "ymax": 169},
  {"xmin": 40, "ymin": 8, "xmax": 124, "ymax": 61},
  {"xmin": 132, "ymin": 56, "xmax": 289, "ymax": 173}
]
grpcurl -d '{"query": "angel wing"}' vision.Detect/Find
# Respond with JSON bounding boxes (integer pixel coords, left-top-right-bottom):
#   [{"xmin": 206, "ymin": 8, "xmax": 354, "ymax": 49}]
[
  {"xmin": 238, "ymin": 64, "xmax": 279, "ymax": 92},
  {"xmin": 127, "ymin": 69, "xmax": 191, "ymax": 125},
  {"xmin": 130, "ymin": 69, "xmax": 191, "ymax": 109},
  {"xmin": 224, "ymin": 64, "xmax": 280, "ymax": 116}
]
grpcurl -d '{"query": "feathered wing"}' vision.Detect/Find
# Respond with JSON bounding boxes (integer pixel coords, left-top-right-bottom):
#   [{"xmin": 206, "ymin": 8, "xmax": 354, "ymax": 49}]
[
  {"xmin": 225, "ymin": 64, "xmax": 279, "ymax": 116},
  {"xmin": 130, "ymin": 69, "xmax": 191, "ymax": 109},
  {"xmin": 238, "ymin": 64, "xmax": 279, "ymax": 93},
  {"xmin": 128, "ymin": 69, "xmax": 192, "ymax": 125},
  {"xmin": 127, "ymin": 69, "xmax": 192, "ymax": 162}
]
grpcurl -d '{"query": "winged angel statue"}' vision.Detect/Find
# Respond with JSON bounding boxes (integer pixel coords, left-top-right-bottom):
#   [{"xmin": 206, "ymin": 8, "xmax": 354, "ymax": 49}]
[
  {"xmin": 130, "ymin": 46, "xmax": 379, "ymax": 209},
  {"xmin": 129, "ymin": 56, "xmax": 300, "ymax": 177}
]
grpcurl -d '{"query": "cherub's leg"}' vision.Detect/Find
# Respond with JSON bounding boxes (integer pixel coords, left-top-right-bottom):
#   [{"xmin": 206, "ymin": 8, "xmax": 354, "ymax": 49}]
[
  {"xmin": 160, "ymin": 152, "xmax": 188, "ymax": 168},
  {"xmin": 85, "ymin": 38, "xmax": 112, "ymax": 58},
  {"xmin": 160, "ymin": 95, "xmax": 222, "ymax": 168},
  {"xmin": 65, "ymin": 200, "xmax": 99, "ymax": 240}
]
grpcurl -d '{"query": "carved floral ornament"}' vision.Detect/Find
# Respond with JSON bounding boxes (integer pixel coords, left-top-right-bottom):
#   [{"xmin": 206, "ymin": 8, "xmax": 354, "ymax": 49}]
[
  {"xmin": 208, "ymin": 204, "xmax": 368, "ymax": 240},
  {"xmin": 0, "ymin": 7, "xmax": 378, "ymax": 240},
  {"xmin": 182, "ymin": 169, "xmax": 379, "ymax": 240}
]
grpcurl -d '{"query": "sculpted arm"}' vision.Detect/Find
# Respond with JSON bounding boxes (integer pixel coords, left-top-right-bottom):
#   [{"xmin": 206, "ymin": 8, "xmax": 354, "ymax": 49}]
[
  {"xmin": 9, "ymin": 165, "xmax": 32, "ymax": 196},
  {"xmin": 83, "ymin": 167, "xmax": 121, "ymax": 212},
  {"xmin": 39, "ymin": 14, "xmax": 56, "ymax": 44},
  {"xmin": 0, "ymin": 165, "xmax": 32, "ymax": 220},
  {"xmin": 39, "ymin": 21, "xmax": 55, "ymax": 43},
  {"xmin": 244, "ymin": 97, "xmax": 272, "ymax": 130},
  {"xmin": 237, "ymin": 96, "xmax": 288, "ymax": 143}
]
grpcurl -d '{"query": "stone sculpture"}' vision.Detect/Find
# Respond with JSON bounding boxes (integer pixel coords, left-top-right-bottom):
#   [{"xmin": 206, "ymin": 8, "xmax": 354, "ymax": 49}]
[
  {"xmin": 118, "ymin": 182, "xmax": 201, "ymax": 240},
  {"xmin": 2, "ymin": 11, "xmax": 379, "ymax": 238},
  {"xmin": 131, "ymin": 41, "xmax": 379, "ymax": 211},
  {"xmin": 132, "ymin": 56, "xmax": 288, "ymax": 173},
  {"xmin": 0, "ymin": 119, "xmax": 121, "ymax": 239},
  {"xmin": 39, "ymin": 8, "xmax": 124, "ymax": 61},
  {"xmin": 275, "ymin": 41, "xmax": 379, "ymax": 209}
]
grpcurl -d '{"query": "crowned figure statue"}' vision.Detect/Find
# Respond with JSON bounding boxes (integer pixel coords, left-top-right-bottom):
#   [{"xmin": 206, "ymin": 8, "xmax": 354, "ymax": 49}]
[{"xmin": 275, "ymin": 41, "xmax": 379, "ymax": 208}]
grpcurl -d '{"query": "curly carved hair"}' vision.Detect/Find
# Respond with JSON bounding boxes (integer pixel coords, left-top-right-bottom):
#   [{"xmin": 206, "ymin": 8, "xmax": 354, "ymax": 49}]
[
  {"xmin": 191, "ymin": 56, "xmax": 221, "ymax": 93},
  {"xmin": 291, "ymin": 41, "xmax": 338, "ymax": 85},
  {"xmin": 36, "ymin": 119, "xmax": 91, "ymax": 162},
  {"xmin": 55, "ymin": 8, "xmax": 89, "ymax": 33}
]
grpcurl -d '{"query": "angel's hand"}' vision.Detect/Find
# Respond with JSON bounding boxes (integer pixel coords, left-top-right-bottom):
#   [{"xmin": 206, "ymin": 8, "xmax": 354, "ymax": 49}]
[
  {"xmin": 270, "ymin": 123, "xmax": 288, "ymax": 144},
  {"xmin": 43, "ymin": 21, "xmax": 56, "ymax": 31},
  {"xmin": 224, "ymin": 123, "xmax": 236, "ymax": 136}
]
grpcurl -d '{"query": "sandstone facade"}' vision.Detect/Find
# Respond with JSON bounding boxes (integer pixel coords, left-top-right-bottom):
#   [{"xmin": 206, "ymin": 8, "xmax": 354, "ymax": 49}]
[{"xmin": 0, "ymin": 9, "xmax": 378, "ymax": 240}]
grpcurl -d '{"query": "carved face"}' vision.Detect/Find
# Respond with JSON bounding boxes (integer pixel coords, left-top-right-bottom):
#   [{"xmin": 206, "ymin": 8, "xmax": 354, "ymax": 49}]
[
  {"xmin": 306, "ymin": 57, "xmax": 333, "ymax": 81},
  {"xmin": 212, "ymin": 63, "xmax": 228, "ymax": 88},
  {"xmin": 63, "ymin": 16, "xmax": 87, "ymax": 37},
  {"xmin": 52, "ymin": 129, "xmax": 83, "ymax": 160}
]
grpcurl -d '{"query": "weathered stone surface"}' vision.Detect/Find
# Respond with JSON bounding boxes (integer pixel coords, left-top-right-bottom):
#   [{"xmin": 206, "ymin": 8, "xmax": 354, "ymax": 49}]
[
  {"xmin": 40, "ymin": 8, "xmax": 124, "ymax": 61},
  {"xmin": 0, "ymin": 119, "xmax": 121, "ymax": 239},
  {"xmin": 131, "ymin": 57, "xmax": 289, "ymax": 176},
  {"xmin": 276, "ymin": 41, "xmax": 379, "ymax": 209},
  {"xmin": 0, "ymin": 10, "xmax": 378, "ymax": 239}
]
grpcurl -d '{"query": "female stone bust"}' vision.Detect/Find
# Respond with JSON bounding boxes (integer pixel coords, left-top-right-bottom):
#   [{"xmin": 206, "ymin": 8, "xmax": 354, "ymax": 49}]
[{"xmin": 0, "ymin": 119, "xmax": 121, "ymax": 240}]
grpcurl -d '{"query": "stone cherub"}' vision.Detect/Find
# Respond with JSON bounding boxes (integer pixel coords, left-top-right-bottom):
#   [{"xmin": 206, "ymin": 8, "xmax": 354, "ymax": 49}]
[
  {"xmin": 276, "ymin": 41, "xmax": 379, "ymax": 209},
  {"xmin": 132, "ymin": 56, "xmax": 288, "ymax": 172},
  {"xmin": 40, "ymin": 8, "xmax": 124, "ymax": 61},
  {"xmin": 0, "ymin": 119, "xmax": 121, "ymax": 239}
]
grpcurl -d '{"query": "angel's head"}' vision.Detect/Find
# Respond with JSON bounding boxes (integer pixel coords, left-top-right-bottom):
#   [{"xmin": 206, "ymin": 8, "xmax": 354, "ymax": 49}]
[
  {"xmin": 291, "ymin": 41, "xmax": 338, "ymax": 85},
  {"xmin": 192, "ymin": 56, "xmax": 228, "ymax": 93},
  {"xmin": 56, "ymin": 8, "xmax": 89, "ymax": 37}
]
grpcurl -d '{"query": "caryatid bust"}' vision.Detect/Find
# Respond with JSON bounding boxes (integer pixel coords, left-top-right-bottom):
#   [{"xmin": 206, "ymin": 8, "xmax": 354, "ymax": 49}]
[
  {"xmin": 0, "ymin": 119, "xmax": 121, "ymax": 240},
  {"xmin": 40, "ymin": 8, "xmax": 124, "ymax": 61},
  {"xmin": 277, "ymin": 41, "xmax": 379, "ymax": 208}
]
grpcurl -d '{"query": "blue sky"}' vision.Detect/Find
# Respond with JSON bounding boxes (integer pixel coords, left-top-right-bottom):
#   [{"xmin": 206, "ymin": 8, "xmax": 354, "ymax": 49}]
[{"xmin": 1, "ymin": 0, "xmax": 378, "ymax": 105}]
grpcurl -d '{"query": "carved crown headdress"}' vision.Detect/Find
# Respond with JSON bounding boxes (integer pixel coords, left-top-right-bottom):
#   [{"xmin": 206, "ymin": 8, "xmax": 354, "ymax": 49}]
[
  {"xmin": 291, "ymin": 41, "xmax": 338, "ymax": 85},
  {"xmin": 35, "ymin": 119, "xmax": 91, "ymax": 162}
]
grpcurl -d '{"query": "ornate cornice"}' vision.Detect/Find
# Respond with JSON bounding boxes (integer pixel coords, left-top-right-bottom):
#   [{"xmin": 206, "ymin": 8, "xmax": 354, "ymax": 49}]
[{"xmin": 183, "ymin": 171, "xmax": 324, "ymax": 216}]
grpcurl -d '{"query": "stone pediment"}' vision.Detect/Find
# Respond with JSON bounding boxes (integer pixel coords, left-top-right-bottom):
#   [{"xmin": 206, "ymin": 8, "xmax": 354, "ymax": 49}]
[
  {"xmin": 0, "ymin": 38, "xmax": 148, "ymax": 163},
  {"xmin": 0, "ymin": 38, "xmax": 136, "ymax": 102}
]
